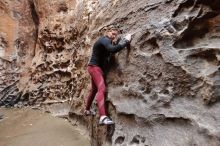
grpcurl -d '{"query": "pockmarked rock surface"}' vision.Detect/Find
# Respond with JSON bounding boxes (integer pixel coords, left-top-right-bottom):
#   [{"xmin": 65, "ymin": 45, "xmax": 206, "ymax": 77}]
[{"xmin": 0, "ymin": 0, "xmax": 220, "ymax": 146}]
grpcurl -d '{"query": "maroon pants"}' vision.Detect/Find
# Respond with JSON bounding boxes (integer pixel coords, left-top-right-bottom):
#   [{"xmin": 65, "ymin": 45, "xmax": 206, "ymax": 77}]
[{"xmin": 85, "ymin": 65, "xmax": 106, "ymax": 116}]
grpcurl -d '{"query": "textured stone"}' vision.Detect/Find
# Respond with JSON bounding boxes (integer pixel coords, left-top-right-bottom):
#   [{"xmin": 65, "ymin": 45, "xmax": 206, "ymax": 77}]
[{"xmin": 0, "ymin": 0, "xmax": 220, "ymax": 146}]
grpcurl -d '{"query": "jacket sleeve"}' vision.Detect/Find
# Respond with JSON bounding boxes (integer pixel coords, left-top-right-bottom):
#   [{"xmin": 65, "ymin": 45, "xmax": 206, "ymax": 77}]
[{"xmin": 102, "ymin": 37, "xmax": 128, "ymax": 53}]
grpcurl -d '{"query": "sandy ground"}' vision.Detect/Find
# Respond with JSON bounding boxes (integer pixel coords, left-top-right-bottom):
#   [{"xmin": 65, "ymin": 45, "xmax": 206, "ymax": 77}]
[{"xmin": 0, "ymin": 108, "xmax": 90, "ymax": 146}]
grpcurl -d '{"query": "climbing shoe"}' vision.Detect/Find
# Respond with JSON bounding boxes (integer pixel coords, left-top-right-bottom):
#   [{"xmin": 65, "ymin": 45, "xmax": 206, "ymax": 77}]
[
  {"xmin": 84, "ymin": 110, "xmax": 96, "ymax": 116},
  {"xmin": 99, "ymin": 116, "xmax": 114, "ymax": 125}
]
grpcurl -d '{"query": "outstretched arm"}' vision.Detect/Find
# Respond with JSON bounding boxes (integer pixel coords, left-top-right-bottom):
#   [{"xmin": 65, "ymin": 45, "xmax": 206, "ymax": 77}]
[{"xmin": 102, "ymin": 37, "xmax": 129, "ymax": 53}]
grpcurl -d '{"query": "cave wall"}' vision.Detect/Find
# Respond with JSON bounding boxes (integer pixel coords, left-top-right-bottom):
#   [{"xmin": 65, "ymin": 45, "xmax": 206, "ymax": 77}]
[{"xmin": 0, "ymin": 0, "xmax": 220, "ymax": 146}]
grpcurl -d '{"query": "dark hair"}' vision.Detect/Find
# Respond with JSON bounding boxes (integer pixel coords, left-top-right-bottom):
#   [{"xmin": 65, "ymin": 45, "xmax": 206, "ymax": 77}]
[
  {"xmin": 100, "ymin": 25, "xmax": 119, "ymax": 33},
  {"xmin": 107, "ymin": 25, "xmax": 119, "ymax": 32}
]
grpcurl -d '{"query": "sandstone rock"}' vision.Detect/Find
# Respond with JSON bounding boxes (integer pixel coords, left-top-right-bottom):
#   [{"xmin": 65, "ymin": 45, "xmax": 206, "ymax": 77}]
[{"xmin": 0, "ymin": 0, "xmax": 220, "ymax": 146}]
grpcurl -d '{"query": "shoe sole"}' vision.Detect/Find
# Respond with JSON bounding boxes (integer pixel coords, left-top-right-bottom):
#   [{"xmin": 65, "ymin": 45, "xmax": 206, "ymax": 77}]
[{"xmin": 98, "ymin": 122, "xmax": 114, "ymax": 126}]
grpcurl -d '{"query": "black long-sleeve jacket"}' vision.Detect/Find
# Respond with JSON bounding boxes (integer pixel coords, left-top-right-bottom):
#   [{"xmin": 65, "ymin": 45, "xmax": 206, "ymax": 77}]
[{"xmin": 88, "ymin": 36, "xmax": 128, "ymax": 71}]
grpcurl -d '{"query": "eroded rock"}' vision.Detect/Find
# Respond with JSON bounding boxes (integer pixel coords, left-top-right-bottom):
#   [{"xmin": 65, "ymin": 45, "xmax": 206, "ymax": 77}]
[{"xmin": 0, "ymin": 0, "xmax": 220, "ymax": 146}]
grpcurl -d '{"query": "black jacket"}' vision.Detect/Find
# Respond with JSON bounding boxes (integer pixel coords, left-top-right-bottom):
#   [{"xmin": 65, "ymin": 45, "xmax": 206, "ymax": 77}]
[{"xmin": 88, "ymin": 36, "xmax": 128, "ymax": 71}]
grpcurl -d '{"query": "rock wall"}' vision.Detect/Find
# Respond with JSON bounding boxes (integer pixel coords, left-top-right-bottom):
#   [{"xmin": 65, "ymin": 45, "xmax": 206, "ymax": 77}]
[
  {"xmin": 0, "ymin": 0, "xmax": 220, "ymax": 146},
  {"xmin": 0, "ymin": 0, "xmax": 37, "ymax": 106}
]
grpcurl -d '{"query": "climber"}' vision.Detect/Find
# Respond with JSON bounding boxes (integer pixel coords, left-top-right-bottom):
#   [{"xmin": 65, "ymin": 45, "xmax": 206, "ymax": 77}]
[{"xmin": 84, "ymin": 25, "xmax": 131, "ymax": 125}]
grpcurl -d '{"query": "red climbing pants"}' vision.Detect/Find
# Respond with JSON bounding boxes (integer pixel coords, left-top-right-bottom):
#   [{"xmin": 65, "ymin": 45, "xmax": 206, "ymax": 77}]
[{"xmin": 85, "ymin": 65, "xmax": 106, "ymax": 116}]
